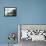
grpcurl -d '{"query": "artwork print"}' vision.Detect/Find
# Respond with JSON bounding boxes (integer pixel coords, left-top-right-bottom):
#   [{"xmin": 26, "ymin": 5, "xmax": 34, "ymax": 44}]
[{"xmin": 4, "ymin": 7, "xmax": 16, "ymax": 16}]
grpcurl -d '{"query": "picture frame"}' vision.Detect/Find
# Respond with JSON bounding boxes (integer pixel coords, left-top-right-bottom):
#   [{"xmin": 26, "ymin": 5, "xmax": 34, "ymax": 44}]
[{"xmin": 4, "ymin": 7, "xmax": 17, "ymax": 17}]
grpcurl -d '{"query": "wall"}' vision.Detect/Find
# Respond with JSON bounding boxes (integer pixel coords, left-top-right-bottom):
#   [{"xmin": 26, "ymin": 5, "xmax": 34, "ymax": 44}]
[{"xmin": 0, "ymin": 0, "xmax": 46, "ymax": 44}]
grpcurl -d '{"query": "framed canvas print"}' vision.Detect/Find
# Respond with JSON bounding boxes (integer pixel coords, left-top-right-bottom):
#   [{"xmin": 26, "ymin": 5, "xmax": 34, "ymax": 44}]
[{"xmin": 4, "ymin": 7, "xmax": 17, "ymax": 16}]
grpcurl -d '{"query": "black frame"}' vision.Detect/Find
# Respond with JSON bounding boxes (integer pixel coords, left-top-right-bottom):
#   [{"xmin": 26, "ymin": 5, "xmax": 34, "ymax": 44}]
[{"xmin": 4, "ymin": 7, "xmax": 17, "ymax": 17}]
